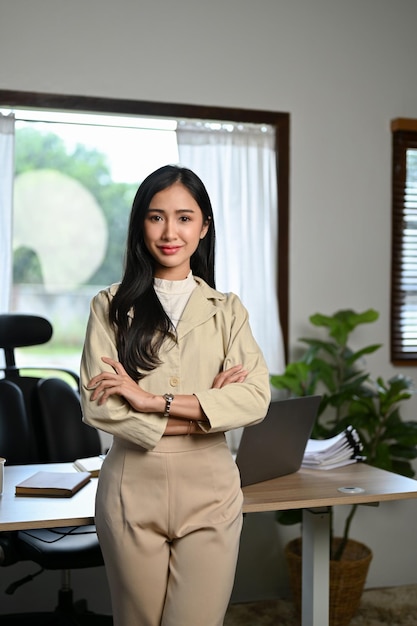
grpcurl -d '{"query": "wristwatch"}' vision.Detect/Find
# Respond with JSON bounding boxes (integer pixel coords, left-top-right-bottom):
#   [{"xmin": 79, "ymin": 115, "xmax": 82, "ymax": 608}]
[{"xmin": 163, "ymin": 393, "xmax": 174, "ymax": 417}]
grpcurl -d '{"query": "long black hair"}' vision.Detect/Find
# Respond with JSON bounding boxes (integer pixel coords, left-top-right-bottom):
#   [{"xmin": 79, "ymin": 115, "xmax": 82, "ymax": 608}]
[{"xmin": 109, "ymin": 164, "xmax": 216, "ymax": 381}]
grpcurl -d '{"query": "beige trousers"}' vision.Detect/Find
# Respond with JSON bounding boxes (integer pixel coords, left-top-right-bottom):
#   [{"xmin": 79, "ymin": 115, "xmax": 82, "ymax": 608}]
[{"xmin": 96, "ymin": 433, "xmax": 243, "ymax": 626}]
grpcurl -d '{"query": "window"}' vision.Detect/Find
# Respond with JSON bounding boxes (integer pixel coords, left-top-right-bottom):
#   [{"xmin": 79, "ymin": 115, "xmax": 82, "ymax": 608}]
[
  {"xmin": 391, "ymin": 118, "xmax": 417, "ymax": 364},
  {"xmin": 7, "ymin": 111, "xmax": 180, "ymax": 374},
  {"xmin": 0, "ymin": 90, "xmax": 289, "ymax": 371}
]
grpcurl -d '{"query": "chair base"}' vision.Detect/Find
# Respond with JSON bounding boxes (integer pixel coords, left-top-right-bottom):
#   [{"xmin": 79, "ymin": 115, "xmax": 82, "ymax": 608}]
[{"xmin": 2, "ymin": 590, "xmax": 112, "ymax": 626}]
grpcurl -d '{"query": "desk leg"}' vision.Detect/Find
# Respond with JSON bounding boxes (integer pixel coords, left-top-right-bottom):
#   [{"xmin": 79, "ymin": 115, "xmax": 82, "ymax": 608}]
[{"xmin": 301, "ymin": 507, "xmax": 330, "ymax": 626}]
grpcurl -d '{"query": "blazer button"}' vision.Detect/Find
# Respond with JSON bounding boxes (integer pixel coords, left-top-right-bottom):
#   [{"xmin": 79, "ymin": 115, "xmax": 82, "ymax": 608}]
[{"xmin": 169, "ymin": 377, "xmax": 179, "ymax": 387}]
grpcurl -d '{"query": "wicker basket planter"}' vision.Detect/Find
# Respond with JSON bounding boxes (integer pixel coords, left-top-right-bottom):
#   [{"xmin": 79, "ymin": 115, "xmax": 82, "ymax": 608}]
[{"xmin": 285, "ymin": 537, "xmax": 373, "ymax": 626}]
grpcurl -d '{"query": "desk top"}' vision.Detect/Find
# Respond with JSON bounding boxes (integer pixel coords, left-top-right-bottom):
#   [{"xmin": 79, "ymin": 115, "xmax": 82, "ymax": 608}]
[
  {"xmin": 2, "ymin": 462, "xmax": 417, "ymax": 531},
  {"xmin": 0, "ymin": 463, "xmax": 97, "ymax": 531},
  {"xmin": 242, "ymin": 462, "xmax": 417, "ymax": 513}
]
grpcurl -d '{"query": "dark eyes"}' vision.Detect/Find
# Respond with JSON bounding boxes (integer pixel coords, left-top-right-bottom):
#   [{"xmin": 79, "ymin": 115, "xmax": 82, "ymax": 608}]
[{"xmin": 147, "ymin": 214, "xmax": 191, "ymax": 223}]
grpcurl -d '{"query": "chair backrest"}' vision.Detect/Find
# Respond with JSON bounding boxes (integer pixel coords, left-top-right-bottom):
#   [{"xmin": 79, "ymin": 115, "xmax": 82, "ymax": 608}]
[
  {"xmin": 0, "ymin": 313, "xmax": 52, "ymax": 370},
  {"xmin": 0, "ymin": 313, "xmax": 101, "ymax": 465},
  {"xmin": 0, "ymin": 313, "xmax": 80, "ymax": 387},
  {"xmin": 37, "ymin": 377, "xmax": 101, "ymax": 462},
  {"xmin": 0, "ymin": 379, "xmax": 38, "ymax": 464}
]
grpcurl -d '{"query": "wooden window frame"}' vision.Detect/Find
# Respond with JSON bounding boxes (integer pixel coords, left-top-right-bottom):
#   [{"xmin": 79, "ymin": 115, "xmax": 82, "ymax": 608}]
[
  {"xmin": 0, "ymin": 89, "xmax": 290, "ymax": 359},
  {"xmin": 391, "ymin": 118, "xmax": 417, "ymax": 365}
]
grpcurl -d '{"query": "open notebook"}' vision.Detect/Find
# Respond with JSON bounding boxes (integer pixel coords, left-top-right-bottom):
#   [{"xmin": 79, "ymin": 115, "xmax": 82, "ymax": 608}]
[{"xmin": 235, "ymin": 395, "xmax": 321, "ymax": 486}]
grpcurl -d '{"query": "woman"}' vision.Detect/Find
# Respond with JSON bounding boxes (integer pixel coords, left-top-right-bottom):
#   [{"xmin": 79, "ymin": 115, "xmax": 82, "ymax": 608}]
[{"xmin": 80, "ymin": 164, "xmax": 270, "ymax": 626}]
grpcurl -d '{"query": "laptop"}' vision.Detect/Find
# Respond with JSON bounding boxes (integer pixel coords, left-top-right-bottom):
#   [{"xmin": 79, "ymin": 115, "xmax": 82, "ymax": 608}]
[{"xmin": 235, "ymin": 395, "xmax": 321, "ymax": 487}]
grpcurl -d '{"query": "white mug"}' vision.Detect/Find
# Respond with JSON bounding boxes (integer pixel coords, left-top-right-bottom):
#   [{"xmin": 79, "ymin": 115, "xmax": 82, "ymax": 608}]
[{"xmin": 0, "ymin": 457, "xmax": 5, "ymax": 495}]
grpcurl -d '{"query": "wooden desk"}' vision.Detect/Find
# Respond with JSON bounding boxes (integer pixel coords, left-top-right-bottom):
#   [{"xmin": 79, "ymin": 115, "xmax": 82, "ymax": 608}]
[
  {"xmin": 242, "ymin": 461, "xmax": 417, "ymax": 511},
  {"xmin": 242, "ymin": 463, "xmax": 417, "ymax": 626},
  {"xmin": 2, "ymin": 462, "xmax": 417, "ymax": 626}
]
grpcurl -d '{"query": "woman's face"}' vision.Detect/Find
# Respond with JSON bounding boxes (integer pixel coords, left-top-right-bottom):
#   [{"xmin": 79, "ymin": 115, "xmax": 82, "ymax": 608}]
[{"xmin": 143, "ymin": 182, "xmax": 209, "ymax": 280}]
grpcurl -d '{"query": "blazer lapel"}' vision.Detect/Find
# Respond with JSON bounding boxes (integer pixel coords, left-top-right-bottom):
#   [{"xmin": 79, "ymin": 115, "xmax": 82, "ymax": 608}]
[{"xmin": 176, "ymin": 279, "xmax": 225, "ymax": 340}]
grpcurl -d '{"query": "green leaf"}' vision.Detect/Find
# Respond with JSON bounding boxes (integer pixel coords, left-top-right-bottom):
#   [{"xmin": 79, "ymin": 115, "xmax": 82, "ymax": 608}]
[
  {"xmin": 300, "ymin": 338, "xmax": 339, "ymax": 359},
  {"xmin": 345, "ymin": 344, "xmax": 382, "ymax": 367},
  {"xmin": 270, "ymin": 361, "xmax": 313, "ymax": 396},
  {"xmin": 369, "ymin": 443, "xmax": 392, "ymax": 470},
  {"xmin": 309, "ymin": 309, "xmax": 379, "ymax": 346},
  {"xmin": 388, "ymin": 444, "xmax": 417, "ymax": 460}
]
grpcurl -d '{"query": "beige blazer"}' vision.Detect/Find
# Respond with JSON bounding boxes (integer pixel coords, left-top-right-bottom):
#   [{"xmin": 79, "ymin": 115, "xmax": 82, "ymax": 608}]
[{"xmin": 80, "ymin": 277, "xmax": 271, "ymax": 450}]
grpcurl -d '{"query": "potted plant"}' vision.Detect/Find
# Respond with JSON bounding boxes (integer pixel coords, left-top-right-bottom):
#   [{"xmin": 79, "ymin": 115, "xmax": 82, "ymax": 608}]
[{"xmin": 270, "ymin": 308, "xmax": 417, "ymax": 626}]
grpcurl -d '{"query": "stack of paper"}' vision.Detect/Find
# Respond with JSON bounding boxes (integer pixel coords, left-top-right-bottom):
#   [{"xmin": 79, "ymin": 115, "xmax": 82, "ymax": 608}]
[
  {"xmin": 302, "ymin": 426, "xmax": 365, "ymax": 470},
  {"xmin": 73, "ymin": 455, "xmax": 104, "ymax": 477}
]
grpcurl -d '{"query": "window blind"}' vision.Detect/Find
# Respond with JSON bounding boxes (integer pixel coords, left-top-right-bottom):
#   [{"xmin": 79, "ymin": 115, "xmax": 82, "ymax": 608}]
[{"xmin": 391, "ymin": 119, "xmax": 417, "ymax": 364}]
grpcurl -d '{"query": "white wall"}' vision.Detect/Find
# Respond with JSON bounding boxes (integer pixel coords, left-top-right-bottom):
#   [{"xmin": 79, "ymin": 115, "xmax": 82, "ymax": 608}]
[{"xmin": 2, "ymin": 0, "xmax": 417, "ymax": 612}]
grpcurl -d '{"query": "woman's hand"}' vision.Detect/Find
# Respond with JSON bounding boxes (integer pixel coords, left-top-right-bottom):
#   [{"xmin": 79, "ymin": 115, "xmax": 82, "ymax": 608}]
[
  {"xmin": 86, "ymin": 356, "xmax": 157, "ymax": 412},
  {"xmin": 163, "ymin": 366, "xmax": 249, "ymax": 436},
  {"xmin": 211, "ymin": 364, "xmax": 248, "ymax": 389}
]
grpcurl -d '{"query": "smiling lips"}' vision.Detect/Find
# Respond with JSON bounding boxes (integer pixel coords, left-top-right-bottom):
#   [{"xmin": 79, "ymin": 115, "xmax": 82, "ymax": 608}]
[{"xmin": 159, "ymin": 245, "xmax": 182, "ymax": 255}]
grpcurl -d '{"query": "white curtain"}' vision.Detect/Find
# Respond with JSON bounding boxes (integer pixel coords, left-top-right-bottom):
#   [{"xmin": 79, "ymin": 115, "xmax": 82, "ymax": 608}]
[
  {"xmin": 0, "ymin": 113, "xmax": 15, "ymax": 313},
  {"xmin": 177, "ymin": 121, "xmax": 285, "ymax": 375}
]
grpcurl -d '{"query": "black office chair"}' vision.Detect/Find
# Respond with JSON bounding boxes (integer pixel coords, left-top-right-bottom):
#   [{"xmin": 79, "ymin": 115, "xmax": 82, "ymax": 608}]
[
  {"xmin": 37, "ymin": 377, "xmax": 102, "ymax": 463},
  {"xmin": 0, "ymin": 313, "xmax": 112, "ymax": 625}
]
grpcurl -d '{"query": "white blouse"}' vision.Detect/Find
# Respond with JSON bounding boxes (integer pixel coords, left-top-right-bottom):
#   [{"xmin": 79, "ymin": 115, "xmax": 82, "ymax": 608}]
[{"xmin": 154, "ymin": 271, "xmax": 197, "ymax": 328}]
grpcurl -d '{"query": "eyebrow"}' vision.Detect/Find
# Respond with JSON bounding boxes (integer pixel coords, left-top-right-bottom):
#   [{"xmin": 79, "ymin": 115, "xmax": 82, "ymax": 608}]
[{"xmin": 146, "ymin": 207, "xmax": 197, "ymax": 214}]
